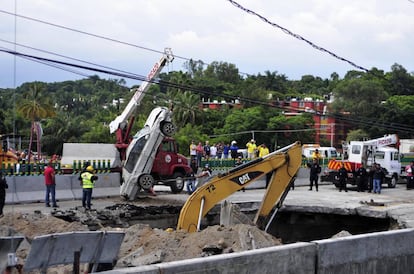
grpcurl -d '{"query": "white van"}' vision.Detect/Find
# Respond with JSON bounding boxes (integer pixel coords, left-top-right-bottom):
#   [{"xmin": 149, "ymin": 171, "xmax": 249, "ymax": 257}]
[
  {"xmin": 318, "ymin": 147, "xmax": 338, "ymax": 158},
  {"xmin": 303, "ymin": 146, "xmax": 338, "ymax": 159}
]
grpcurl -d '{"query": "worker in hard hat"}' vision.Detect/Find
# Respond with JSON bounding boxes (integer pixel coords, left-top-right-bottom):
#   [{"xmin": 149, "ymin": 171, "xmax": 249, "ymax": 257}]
[{"xmin": 80, "ymin": 165, "xmax": 98, "ymax": 210}]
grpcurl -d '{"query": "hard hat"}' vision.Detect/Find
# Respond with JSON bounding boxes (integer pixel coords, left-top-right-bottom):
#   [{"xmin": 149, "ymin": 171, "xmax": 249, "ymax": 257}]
[{"xmin": 86, "ymin": 165, "xmax": 94, "ymax": 172}]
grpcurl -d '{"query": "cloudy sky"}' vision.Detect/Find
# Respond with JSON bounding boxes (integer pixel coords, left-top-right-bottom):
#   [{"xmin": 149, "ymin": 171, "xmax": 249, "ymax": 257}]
[{"xmin": 1, "ymin": 0, "xmax": 413, "ymax": 88}]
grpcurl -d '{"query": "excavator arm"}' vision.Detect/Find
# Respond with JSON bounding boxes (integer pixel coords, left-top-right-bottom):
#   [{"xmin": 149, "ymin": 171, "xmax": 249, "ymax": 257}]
[{"xmin": 177, "ymin": 141, "xmax": 302, "ymax": 232}]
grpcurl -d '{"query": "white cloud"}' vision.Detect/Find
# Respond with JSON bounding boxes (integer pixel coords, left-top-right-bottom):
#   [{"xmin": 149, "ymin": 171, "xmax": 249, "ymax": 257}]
[{"xmin": 1, "ymin": 0, "xmax": 413, "ymax": 87}]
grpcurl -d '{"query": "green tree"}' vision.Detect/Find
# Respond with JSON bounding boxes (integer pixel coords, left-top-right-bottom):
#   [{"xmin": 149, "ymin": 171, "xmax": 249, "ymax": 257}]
[
  {"xmin": 172, "ymin": 91, "xmax": 202, "ymax": 128},
  {"xmin": 385, "ymin": 63, "xmax": 414, "ymax": 96},
  {"xmin": 17, "ymin": 82, "xmax": 55, "ymax": 161},
  {"xmin": 331, "ymin": 77, "xmax": 388, "ymax": 132},
  {"xmin": 268, "ymin": 114, "xmax": 315, "ymax": 148},
  {"xmin": 346, "ymin": 129, "xmax": 369, "ymax": 142},
  {"xmin": 377, "ymin": 95, "xmax": 414, "ymax": 138},
  {"xmin": 174, "ymin": 124, "xmax": 208, "ymax": 156}
]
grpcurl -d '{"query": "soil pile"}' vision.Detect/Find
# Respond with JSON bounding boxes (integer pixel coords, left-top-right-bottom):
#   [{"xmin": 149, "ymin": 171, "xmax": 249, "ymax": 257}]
[{"xmin": 0, "ymin": 209, "xmax": 282, "ymax": 270}]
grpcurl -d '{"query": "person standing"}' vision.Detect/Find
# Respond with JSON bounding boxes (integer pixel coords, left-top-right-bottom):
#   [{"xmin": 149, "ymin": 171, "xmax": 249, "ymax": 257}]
[
  {"xmin": 196, "ymin": 142, "xmax": 204, "ymax": 168},
  {"xmin": 372, "ymin": 163, "xmax": 385, "ymax": 194},
  {"xmin": 203, "ymin": 141, "xmax": 211, "ymax": 161},
  {"xmin": 258, "ymin": 144, "xmax": 270, "ymax": 158},
  {"xmin": 210, "ymin": 143, "xmax": 217, "ymax": 159},
  {"xmin": 246, "ymin": 139, "xmax": 257, "ymax": 159},
  {"xmin": 222, "ymin": 143, "xmax": 230, "ymax": 160},
  {"xmin": 308, "ymin": 158, "xmax": 321, "ymax": 191},
  {"xmin": 44, "ymin": 161, "xmax": 58, "ymax": 207},
  {"xmin": 311, "ymin": 149, "xmax": 322, "ymax": 164},
  {"xmin": 80, "ymin": 165, "xmax": 98, "ymax": 209},
  {"xmin": 405, "ymin": 161, "xmax": 414, "ymax": 190},
  {"xmin": 216, "ymin": 142, "xmax": 223, "ymax": 160},
  {"xmin": 230, "ymin": 141, "xmax": 239, "ymax": 160},
  {"xmin": 0, "ymin": 171, "xmax": 8, "ymax": 217},
  {"xmin": 189, "ymin": 140, "xmax": 197, "ymax": 160},
  {"xmin": 338, "ymin": 163, "xmax": 348, "ymax": 192},
  {"xmin": 356, "ymin": 165, "xmax": 368, "ymax": 192}
]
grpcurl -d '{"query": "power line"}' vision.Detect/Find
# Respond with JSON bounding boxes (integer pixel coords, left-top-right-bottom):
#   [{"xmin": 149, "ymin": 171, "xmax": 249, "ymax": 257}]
[
  {"xmin": 2, "ymin": 48, "xmax": 413, "ymax": 134},
  {"xmin": 0, "ymin": 38, "xmax": 145, "ymax": 79},
  {"xmin": 0, "ymin": 9, "xmax": 255, "ymax": 77},
  {"xmin": 227, "ymin": 0, "xmax": 370, "ymax": 73}
]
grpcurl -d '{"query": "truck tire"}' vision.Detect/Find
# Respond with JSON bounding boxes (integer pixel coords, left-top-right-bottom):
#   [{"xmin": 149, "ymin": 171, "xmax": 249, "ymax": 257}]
[
  {"xmin": 170, "ymin": 172, "xmax": 185, "ymax": 193},
  {"xmin": 387, "ymin": 174, "xmax": 398, "ymax": 188},
  {"xmin": 161, "ymin": 122, "xmax": 175, "ymax": 137},
  {"xmin": 138, "ymin": 174, "xmax": 154, "ymax": 190}
]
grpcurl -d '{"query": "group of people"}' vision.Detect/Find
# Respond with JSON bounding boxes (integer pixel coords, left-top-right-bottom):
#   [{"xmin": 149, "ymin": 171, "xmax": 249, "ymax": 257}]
[
  {"xmin": 43, "ymin": 161, "xmax": 99, "ymax": 210},
  {"xmin": 307, "ymin": 151, "xmax": 389, "ymax": 194},
  {"xmin": 337, "ymin": 163, "xmax": 387, "ymax": 194},
  {"xmin": 0, "ymin": 161, "xmax": 99, "ymax": 217},
  {"xmin": 189, "ymin": 139, "xmax": 270, "ymax": 168},
  {"xmin": 187, "ymin": 139, "xmax": 271, "ymax": 195},
  {"xmin": 190, "ymin": 140, "xmax": 242, "ymax": 168}
]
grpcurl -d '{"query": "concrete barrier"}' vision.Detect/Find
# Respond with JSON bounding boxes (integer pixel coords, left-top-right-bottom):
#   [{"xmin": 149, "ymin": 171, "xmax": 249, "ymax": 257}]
[
  {"xmin": 5, "ymin": 173, "xmax": 121, "ymax": 204},
  {"xmin": 100, "ymin": 229, "xmax": 414, "ymax": 274},
  {"xmin": 4, "ymin": 168, "xmax": 311, "ymax": 204},
  {"xmin": 104, "ymin": 242, "xmax": 316, "ymax": 274},
  {"xmin": 315, "ymin": 229, "xmax": 414, "ymax": 274}
]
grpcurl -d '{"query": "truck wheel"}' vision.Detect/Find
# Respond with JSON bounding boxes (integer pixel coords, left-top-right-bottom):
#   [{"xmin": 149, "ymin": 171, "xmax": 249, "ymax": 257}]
[
  {"xmin": 138, "ymin": 174, "xmax": 154, "ymax": 190},
  {"xmin": 170, "ymin": 172, "xmax": 185, "ymax": 193},
  {"xmin": 161, "ymin": 122, "xmax": 175, "ymax": 137},
  {"xmin": 388, "ymin": 175, "xmax": 398, "ymax": 188}
]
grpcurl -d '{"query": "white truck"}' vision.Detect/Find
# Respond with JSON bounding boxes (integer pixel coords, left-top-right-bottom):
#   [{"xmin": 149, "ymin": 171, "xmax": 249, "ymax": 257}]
[
  {"xmin": 110, "ymin": 48, "xmax": 192, "ymax": 200},
  {"xmin": 324, "ymin": 134, "xmax": 401, "ymax": 188},
  {"xmin": 302, "ymin": 144, "xmax": 338, "ymax": 159}
]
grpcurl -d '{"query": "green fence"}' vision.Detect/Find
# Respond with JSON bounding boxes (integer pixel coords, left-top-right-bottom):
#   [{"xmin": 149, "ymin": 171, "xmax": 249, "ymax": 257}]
[{"xmin": 0, "ymin": 159, "xmax": 112, "ymax": 176}]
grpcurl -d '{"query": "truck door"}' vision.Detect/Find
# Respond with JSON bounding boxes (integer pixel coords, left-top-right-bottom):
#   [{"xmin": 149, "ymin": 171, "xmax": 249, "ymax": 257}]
[{"xmin": 152, "ymin": 139, "xmax": 175, "ymax": 176}]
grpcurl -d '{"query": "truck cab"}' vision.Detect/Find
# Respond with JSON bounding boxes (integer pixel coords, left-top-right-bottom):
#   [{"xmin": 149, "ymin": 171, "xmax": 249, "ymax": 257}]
[
  {"xmin": 328, "ymin": 137, "xmax": 401, "ymax": 188},
  {"xmin": 152, "ymin": 137, "xmax": 192, "ymax": 193},
  {"xmin": 348, "ymin": 141, "xmax": 401, "ymax": 178}
]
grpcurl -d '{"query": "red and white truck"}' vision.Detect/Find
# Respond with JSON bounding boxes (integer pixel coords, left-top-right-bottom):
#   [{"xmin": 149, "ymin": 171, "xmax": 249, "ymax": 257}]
[{"xmin": 322, "ymin": 134, "xmax": 401, "ymax": 188}]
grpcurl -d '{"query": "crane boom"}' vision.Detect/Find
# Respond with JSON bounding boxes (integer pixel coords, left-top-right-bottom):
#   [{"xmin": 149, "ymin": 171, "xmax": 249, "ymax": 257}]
[
  {"xmin": 359, "ymin": 134, "xmax": 398, "ymax": 147},
  {"xmin": 109, "ymin": 48, "xmax": 174, "ymax": 134}
]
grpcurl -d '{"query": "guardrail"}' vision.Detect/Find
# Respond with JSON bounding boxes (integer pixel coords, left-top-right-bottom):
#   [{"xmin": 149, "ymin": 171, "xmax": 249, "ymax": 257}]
[{"xmin": 0, "ymin": 159, "xmax": 113, "ymax": 176}]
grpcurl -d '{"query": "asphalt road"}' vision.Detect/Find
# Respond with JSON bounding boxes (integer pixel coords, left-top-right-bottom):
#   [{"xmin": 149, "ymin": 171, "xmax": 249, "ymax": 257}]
[{"xmin": 3, "ymin": 177, "xmax": 414, "ymax": 230}]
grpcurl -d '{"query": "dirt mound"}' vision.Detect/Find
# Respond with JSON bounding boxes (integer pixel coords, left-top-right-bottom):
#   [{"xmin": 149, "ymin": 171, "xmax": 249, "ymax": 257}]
[
  {"xmin": 116, "ymin": 223, "xmax": 282, "ymax": 267},
  {"xmin": 0, "ymin": 210, "xmax": 282, "ymax": 270}
]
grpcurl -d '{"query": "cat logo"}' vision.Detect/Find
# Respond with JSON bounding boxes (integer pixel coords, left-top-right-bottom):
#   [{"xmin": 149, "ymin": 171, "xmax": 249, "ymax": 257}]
[
  {"xmin": 230, "ymin": 171, "xmax": 263, "ymax": 186},
  {"xmin": 238, "ymin": 173, "xmax": 251, "ymax": 185}
]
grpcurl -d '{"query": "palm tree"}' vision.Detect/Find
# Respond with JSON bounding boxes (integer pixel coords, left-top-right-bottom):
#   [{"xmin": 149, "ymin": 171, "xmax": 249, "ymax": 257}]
[
  {"xmin": 17, "ymin": 82, "xmax": 55, "ymax": 163},
  {"xmin": 172, "ymin": 91, "xmax": 201, "ymax": 128}
]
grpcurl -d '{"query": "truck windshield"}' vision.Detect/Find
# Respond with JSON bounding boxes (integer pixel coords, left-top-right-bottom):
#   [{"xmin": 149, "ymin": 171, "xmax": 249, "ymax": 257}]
[
  {"xmin": 125, "ymin": 135, "xmax": 147, "ymax": 173},
  {"xmin": 351, "ymin": 145, "xmax": 361, "ymax": 155},
  {"xmin": 374, "ymin": 151, "xmax": 385, "ymax": 160},
  {"xmin": 392, "ymin": 152, "xmax": 400, "ymax": 161}
]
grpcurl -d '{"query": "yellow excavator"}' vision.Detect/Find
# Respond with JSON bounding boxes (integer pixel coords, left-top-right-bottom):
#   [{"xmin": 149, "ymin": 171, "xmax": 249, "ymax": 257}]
[{"xmin": 177, "ymin": 141, "xmax": 302, "ymax": 233}]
